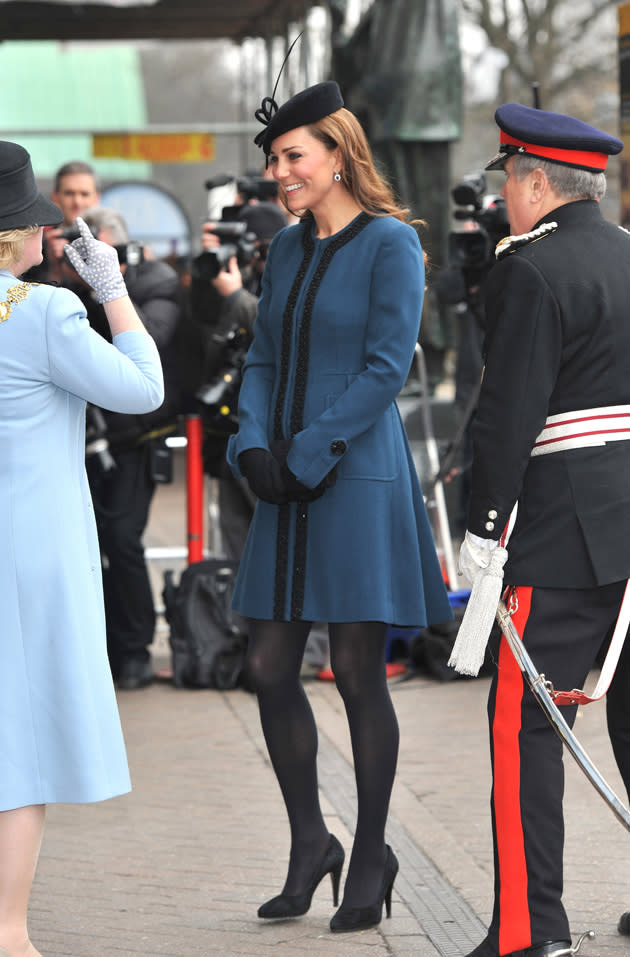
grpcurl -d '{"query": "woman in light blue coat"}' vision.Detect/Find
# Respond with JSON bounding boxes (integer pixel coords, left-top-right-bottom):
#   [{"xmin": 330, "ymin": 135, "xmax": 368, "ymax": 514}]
[
  {"xmin": 0, "ymin": 141, "xmax": 163, "ymax": 957},
  {"xmin": 226, "ymin": 82, "xmax": 451, "ymax": 933}
]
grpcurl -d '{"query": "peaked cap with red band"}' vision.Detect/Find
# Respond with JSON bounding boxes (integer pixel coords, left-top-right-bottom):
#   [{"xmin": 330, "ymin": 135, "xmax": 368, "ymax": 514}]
[{"xmin": 485, "ymin": 103, "xmax": 623, "ymax": 173}]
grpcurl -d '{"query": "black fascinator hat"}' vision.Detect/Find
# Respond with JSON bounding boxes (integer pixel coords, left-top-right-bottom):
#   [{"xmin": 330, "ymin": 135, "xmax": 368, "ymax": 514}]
[
  {"xmin": 0, "ymin": 141, "xmax": 62, "ymax": 230},
  {"xmin": 254, "ymin": 81, "xmax": 344, "ymax": 156},
  {"xmin": 253, "ymin": 34, "xmax": 344, "ymax": 157}
]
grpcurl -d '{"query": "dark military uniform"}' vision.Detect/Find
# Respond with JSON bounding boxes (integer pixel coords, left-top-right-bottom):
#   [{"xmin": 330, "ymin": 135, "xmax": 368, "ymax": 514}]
[{"xmin": 464, "ymin": 106, "xmax": 630, "ymax": 957}]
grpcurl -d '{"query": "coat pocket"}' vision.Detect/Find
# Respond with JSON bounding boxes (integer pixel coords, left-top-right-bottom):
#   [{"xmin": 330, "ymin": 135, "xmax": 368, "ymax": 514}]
[{"xmin": 334, "ymin": 404, "xmax": 401, "ymax": 481}]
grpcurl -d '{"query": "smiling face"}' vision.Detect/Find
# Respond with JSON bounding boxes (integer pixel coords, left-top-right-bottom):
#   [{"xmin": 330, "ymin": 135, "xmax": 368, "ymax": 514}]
[{"xmin": 268, "ymin": 125, "xmax": 341, "ymax": 217}]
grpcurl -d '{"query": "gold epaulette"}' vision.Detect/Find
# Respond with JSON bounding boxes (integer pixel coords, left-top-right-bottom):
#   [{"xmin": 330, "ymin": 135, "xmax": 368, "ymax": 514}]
[
  {"xmin": 0, "ymin": 281, "xmax": 37, "ymax": 323},
  {"xmin": 495, "ymin": 221, "xmax": 558, "ymax": 261}
]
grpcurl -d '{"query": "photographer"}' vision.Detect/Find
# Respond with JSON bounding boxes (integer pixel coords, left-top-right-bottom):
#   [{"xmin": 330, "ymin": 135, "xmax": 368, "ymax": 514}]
[
  {"xmin": 187, "ymin": 217, "xmax": 264, "ymax": 559},
  {"xmin": 435, "ymin": 172, "xmax": 509, "ymax": 533},
  {"xmin": 74, "ymin": 206, "xmax": 183, "ymax": 689},
  {"xmin": 21, "ymin": 160, "xmax": 101, "ymax": 284}
]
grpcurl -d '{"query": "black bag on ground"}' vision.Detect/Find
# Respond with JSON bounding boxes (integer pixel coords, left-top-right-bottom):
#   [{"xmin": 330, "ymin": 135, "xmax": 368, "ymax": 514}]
[
  {"xmin": 162, "ymin": 559, "xmax": 248, "ymax": 689},
  {"xmin": 409, "ymin": 605, "xmax": 501, "ymax": 681}
]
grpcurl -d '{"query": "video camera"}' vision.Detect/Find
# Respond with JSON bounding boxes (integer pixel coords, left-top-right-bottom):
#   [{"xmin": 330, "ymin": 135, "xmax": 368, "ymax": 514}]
[
  {"xmin": 192, "ymin": 222, "xmax": 257, "ymax": 282},
  {"xmin": 195, "ymin": 325, "xmax": 252, "ymax": 434},
  {"xmin": 448, "ymin": 171, "xmax": 509, "ymax": 272},
  {"xmin": 236, "ymin": 175, "xmax": 279, "ymax": 204}
]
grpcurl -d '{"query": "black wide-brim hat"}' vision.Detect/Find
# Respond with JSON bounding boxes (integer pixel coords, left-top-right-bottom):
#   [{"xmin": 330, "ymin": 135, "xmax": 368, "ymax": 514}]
[
  {"xmin": 486, "ymin": 103, "xmax": 623, "ymax": 173},
  {"xmin": 0, "ymin": 141, "xmax": 62, "ymax": 230},
  {"xmin": 254, "ymin": 81, "xmax": 344, "ymax": 156}
]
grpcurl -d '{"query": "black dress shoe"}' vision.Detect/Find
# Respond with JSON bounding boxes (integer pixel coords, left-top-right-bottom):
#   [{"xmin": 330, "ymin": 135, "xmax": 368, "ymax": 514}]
[
  {"xmin": 525, "ymin": 933, "xmax": 594, "ymax": 956},
  {"xmin": 619, "ymin": 911, "xmax": 630, "ymax": 934},
  {"xmin": 525, "ymin": 942, "xmax": 572, "ymax": 956},
  {"xmin": 116, "ymin": 658, "xmax": 153, "ymax": 690},
  {"xmin": 464, "ymin": 939, "xmax": 500, "ymax": 957},
  {"xmin": 465, "ymin": 935, "xmax": 591, "ymax": 957},
  {"xmin": 257, "ymin": 833, "xmax": 345, "ymax": 919}
]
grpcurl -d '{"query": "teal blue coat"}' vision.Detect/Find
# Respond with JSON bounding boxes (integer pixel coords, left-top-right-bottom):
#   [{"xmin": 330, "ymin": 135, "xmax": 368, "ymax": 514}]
[{"xmin": 227, "ymin": 213, "xmax": 451, "ymax": 625}]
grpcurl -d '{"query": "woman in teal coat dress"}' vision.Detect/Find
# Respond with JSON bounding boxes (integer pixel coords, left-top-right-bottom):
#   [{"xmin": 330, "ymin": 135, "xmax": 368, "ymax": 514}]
[
  {"xmin": 0, "ymin": 141, "xmax": 163, "ymax": 957},
  {"xmin": 227, "ymin": 81, "xmax": 451, "ymax": 934}
]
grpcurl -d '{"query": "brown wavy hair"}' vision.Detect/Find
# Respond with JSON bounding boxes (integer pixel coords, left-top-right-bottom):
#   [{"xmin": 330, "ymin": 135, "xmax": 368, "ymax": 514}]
[
  {"xmin": 0, "ymin": 226, "xmax": 39, "ymax": 270},
  {"xmin": 305, "ymin": 108, "xmax": 411, "ymax": 222}
]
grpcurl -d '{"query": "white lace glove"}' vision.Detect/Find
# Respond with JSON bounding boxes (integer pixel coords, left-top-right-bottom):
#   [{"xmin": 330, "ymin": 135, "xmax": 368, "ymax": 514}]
[
  {"xmin": 458, "ymin": 530, "xmax": 499, "ymax": 586},
  {"xmin": 63, "ymin": 217, "xmax": 127, "ymax": 304}
]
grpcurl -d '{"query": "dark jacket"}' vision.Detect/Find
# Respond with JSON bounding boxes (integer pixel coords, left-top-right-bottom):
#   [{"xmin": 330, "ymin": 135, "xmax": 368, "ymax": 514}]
[
  {"xmin": 468, "ymin": 199, "xmax": 630, "ymax": 588},
  {"xmin": 84, "ymin": 258, "xmax": 183, "ymax": 448}
]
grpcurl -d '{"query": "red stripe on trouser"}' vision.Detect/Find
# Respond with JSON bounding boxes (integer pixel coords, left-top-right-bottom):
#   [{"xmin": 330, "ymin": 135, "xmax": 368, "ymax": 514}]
[{"xmin": 494, "ymin": 586, "xmax": 532, "ymax": 955}]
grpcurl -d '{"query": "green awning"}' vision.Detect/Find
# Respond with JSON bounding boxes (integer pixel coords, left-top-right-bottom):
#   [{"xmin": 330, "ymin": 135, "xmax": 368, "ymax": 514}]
[{"xmin": 0, "ymin": 40, "xmax": 151, "ymax": 180}]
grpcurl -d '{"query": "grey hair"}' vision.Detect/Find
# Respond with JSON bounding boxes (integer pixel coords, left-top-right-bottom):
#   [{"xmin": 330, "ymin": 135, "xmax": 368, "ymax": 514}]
[
  {"xmin": 82, "ymin": 206, "xmax": 129, "ymax": 245},
  {"xmin": 511, "ymin": 154, "xmax": 606, "ymax": 201}
]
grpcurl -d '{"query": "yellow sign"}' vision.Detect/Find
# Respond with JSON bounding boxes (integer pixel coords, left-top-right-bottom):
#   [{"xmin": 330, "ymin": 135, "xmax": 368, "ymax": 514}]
[{"xmin": 92, "ymin": 132, "xmax": 215, "ymax": 163}]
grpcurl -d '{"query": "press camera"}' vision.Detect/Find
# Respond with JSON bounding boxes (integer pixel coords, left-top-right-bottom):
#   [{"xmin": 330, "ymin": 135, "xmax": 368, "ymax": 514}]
[
  {"xmin": 195, "ymin": 325, "xmax": 252, "ymax": 434},
  {"xmin": 448, "ymin": 171, "xmax": 509, "ymax": 272},
  {"xmin": 192, "ymin": 222, "xmax": 257, "ymax": 282}
]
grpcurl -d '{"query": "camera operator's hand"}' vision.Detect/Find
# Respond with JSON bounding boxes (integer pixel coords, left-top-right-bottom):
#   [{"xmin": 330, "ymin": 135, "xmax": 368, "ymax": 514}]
[
  {"xmin": 63, "ymin": 217, "xmax": 127, "ymax": 304},
  {"xmin": 238, "ymin": 448, "xmax": 289, "ymax": 505},
  {"xmin": 44, "ymin": 225, "xmax": 69, "ymax": 264},
  {"xmin": 211, "ymin": 255, "xmax": 243, "ymax": 298}
]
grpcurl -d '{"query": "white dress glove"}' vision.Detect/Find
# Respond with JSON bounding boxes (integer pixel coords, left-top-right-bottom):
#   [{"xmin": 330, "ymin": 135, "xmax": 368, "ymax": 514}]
[
  {"xmin": 63, "ymin": 217, "xmax": 128, "ymax": 304},
  {"xmin": 458, "ymin": 530, "xmax": 499, "ymax": 586}
]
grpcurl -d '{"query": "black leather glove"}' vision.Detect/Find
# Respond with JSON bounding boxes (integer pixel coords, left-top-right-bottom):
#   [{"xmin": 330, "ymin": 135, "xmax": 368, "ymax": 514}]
[
  {"xmin": 238, "ymin": 448, "xmax": 289, "ymax": 505},
  {"xmin": 270, "ymin": 440, "xmax": 337, "ymax": 502}
]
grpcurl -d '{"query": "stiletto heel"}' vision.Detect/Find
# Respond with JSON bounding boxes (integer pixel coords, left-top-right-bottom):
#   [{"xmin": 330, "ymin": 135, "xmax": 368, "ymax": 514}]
[
  {"xmin": 330, "ymin": 844, "xmax": 399, "ymax": 933},
  {"xmin": 257, "ymin": 833, "xmax": 345, "ymax": 919}
]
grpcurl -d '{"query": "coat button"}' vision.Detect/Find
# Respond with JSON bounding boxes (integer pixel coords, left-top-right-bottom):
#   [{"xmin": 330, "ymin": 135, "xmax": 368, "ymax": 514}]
[
  {"xmin": 485, "ymin": 521, "xmax": 495, "ymax": 532},
  {"xmin": 488, "ymin": 509, "xmax": 498, "ymax": 520},
  {"xmin": 330, "ymin": 439, "xmax": 346, "ymax": 456}
]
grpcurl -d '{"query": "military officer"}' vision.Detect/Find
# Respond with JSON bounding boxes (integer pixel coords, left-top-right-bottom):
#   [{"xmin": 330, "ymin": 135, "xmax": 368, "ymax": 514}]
[{"xmin": 458, "ymin": 103, "xmax": 630, "ymax": 957}]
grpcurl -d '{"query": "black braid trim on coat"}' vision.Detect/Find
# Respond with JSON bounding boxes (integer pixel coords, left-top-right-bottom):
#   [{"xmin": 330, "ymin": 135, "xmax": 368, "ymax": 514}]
[{"xmin": 272, "ymin": 227, "xmax": 314, "ymax": 442}]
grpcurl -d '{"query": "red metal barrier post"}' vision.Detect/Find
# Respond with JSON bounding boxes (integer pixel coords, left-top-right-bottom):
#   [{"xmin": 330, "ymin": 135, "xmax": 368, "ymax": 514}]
[{"xmin": 185, "ymin": 414, "xmax": 204, "ymax": 564}]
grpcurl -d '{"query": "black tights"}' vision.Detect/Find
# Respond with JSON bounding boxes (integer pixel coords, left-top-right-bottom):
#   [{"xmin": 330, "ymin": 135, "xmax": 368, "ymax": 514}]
[{"xmin": 246, "ymin": 619, "xmax": 399, "ymax": 907}]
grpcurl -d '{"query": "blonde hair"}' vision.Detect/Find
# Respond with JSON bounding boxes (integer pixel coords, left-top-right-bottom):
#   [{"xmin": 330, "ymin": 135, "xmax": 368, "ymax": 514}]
[{"xmin": 0, "ymin": 225, "xmax": 39, "ymax": 270}]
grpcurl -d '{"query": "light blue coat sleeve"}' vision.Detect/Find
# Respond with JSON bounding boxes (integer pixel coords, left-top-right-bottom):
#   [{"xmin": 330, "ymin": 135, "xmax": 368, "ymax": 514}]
[{"xmin": 44, "ymin": 285, "xmax": 164, "ymax": 413}]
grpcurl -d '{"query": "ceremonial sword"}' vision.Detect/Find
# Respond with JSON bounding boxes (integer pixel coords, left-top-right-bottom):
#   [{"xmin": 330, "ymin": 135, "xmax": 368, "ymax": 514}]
[{"xmin": 495, "ymin": 599, "xmax": 630, "ymax": 832}]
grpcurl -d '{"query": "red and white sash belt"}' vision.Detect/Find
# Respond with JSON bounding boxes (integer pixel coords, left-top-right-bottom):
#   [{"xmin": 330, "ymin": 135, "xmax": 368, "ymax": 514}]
[{"xmin": 532, "ymin": 404, "xmax": 630, "ymax": 457}]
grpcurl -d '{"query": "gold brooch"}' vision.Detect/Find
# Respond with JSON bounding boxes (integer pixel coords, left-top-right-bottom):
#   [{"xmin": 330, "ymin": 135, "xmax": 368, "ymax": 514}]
[{"xmin": 0, "ymin": 282, "xmax": 35, "ymax": 323}]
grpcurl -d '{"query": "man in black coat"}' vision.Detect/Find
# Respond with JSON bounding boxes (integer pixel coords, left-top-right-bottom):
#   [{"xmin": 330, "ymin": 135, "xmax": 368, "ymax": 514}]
[
  {"xmin": 458, "ymin": 104, "xmax": 630, "ymax": 956},
  {"xmin": 78, "ymin": 207, "xmax": 183, "ymax": 689}
]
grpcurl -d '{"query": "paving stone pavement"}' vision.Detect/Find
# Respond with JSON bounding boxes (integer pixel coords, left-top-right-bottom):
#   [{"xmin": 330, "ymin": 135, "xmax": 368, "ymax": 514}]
[{"xmin": 27, "ymin": 450, "xmax": 630, "ymax": 957}]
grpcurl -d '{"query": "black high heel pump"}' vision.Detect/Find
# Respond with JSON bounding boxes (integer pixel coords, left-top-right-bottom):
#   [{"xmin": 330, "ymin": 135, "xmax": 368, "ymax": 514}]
[
  {"xmin": 329, "ymin": 844, "xmax": 399, "ymax": 933},
  {"xmin": 257, "ymin": 833, "xmax": 345, "ymax": 919}
]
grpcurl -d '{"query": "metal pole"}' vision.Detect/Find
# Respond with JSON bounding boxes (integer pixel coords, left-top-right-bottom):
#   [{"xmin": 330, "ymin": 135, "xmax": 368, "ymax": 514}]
[
  {"xmin": 414, "ymin": 343, "xmax": 458, "ymax": 588},
  {"xmin": 185, "ymin": 415, "xmax": 204, "ymax": 564}
]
